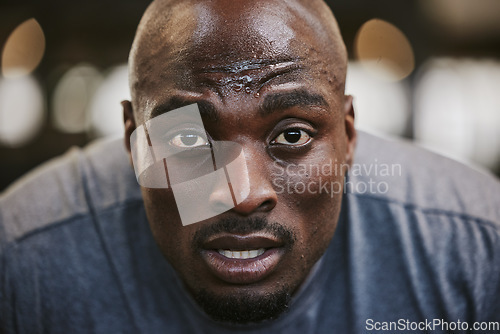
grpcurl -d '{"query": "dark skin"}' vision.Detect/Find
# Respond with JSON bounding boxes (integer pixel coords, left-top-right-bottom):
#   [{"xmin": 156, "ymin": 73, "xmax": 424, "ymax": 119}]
[{"xmin": 123, "ymin": 0, "xmax": 356, "ymax": 324}]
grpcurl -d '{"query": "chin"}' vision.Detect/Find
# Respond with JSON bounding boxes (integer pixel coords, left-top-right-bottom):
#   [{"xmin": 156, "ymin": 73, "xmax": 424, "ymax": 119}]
[{"xmin": 192, "ymin": 283, "xmax": 293, "ymax": 324}]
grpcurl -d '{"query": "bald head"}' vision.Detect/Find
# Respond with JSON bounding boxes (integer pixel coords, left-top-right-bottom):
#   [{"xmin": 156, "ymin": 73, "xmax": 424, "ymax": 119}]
[{"xmin": 128, "ymin": 0, "xmax": 347, "ymax": 121}]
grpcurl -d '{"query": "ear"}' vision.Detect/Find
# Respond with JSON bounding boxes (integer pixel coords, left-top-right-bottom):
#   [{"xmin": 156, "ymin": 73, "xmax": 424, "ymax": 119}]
[
  {"xmin": 122, "ymin": 100, "xmax": 136, "ymax": 165},
  {"xmin": 343, "ymin": 95, "xmax": 357, "ymax": 166}
]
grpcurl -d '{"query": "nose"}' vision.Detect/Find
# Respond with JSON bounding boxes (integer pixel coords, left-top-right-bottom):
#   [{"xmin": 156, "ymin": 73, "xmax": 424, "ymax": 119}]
[
  {"xmin": 208, "ymin": 156, "xmax": 277, "ymax": 216},
  {"xmin": 231, "ymin": 179, "xmax": 277, "ymax": 215}
]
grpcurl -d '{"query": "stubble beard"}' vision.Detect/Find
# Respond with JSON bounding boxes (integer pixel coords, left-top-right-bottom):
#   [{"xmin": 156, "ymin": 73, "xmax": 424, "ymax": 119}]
[{"xmin": 193, "ymin": 284, "xmax": 292, "ymax": 324}]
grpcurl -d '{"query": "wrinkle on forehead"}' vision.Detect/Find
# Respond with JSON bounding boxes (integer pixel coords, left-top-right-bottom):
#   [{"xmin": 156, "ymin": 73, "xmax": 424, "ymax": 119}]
[
  {"xmin": 195, "ymin": 58, "xmax": 299, "ymax": 74},
  {"xmin": 196, "ymin": 60, "xmax": 304, "ymax": 95}
]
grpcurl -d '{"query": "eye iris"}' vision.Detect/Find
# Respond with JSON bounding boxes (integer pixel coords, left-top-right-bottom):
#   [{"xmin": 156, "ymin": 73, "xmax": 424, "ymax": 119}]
[
  {"xmin": 180, "ymin": 134, "xmax": 198, "ymax": 146},
  {"xmin": 284, "ymin": 130, "xmax": 301, "ymax": 143}
]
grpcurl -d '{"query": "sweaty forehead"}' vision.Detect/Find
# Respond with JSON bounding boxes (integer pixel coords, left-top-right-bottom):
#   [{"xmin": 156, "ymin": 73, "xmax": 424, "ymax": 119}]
[{"xmin": 129, "ymin": 0, "xmax": 346, "ymax": 116}]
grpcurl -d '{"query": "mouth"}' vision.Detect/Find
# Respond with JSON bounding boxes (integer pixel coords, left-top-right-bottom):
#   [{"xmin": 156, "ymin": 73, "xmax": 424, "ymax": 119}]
[
  {"xmin": 217, "ymin": 248, "xmax": 265, "ymax": 259},
  {"xmin": 200, "ymin": 234, "xmax": 286, "ymax": 284}
]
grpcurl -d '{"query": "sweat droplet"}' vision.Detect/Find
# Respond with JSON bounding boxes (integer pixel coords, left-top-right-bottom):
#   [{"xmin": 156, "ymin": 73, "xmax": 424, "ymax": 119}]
[
  {"xmin": 233, "ymin": 83, "xmax": 243, "ymax": 92},
  {"xmin": 241, "ymin": 75, "xmax": 252, "ymax": 84},
  {"xmin": 245, "ymin": 87, "xmax": 251, "ymax": 93}
]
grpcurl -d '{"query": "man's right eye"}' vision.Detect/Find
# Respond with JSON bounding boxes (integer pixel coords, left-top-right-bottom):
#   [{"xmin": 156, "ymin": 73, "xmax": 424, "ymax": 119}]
[{"xmin": 169, "ymin": 132, "xmax": 209, "ymax": 148}]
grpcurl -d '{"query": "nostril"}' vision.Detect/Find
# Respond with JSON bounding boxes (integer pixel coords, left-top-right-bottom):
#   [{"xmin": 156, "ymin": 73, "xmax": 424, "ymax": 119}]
[{"xmin": 259, "ymin": 199, "xmax": 276, "ymax": 211}]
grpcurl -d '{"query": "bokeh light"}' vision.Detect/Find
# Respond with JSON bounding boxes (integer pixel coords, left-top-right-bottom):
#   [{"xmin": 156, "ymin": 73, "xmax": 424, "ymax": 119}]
[
  {"xmin": 1, "ymin": 18, "xmax": 45, "ymax": 78},
  {"xmin": 346, "ymin": 62, "xmax": 411, "ymax": 137},
  {"xmin": 52, "ymin": 64, "xmax": 103, "ymax": 133},
  {"xmin": 420, "ymin": 0, "xmax": 500, "ymax": 38},
  {"xmin": 89, "ymin": 64, "xmax": 130, "ymax": 137},
  {"xmin": 0, "ymin": 75, "xmax": 44, "ymax": 147},
  {"xmin": 354, "ymin": 19, "xmax": 415, "ymax": 81},
  {"xmin": 414, "ymin": 58, "xmax": 500, "ymax": 170}
]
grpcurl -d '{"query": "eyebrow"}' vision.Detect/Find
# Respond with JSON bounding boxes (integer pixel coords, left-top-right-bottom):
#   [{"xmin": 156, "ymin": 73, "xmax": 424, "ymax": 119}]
[
  {"xmin": 149, "ymin": 89, "xmax": 329, "ymax": 121},
  {"xmin": 150, "ymin": 97, "xmax": 219, "ymax": 122},
  {"xmin": 259, "ymin": 89, "xmax": 329, "ymax": 116}
]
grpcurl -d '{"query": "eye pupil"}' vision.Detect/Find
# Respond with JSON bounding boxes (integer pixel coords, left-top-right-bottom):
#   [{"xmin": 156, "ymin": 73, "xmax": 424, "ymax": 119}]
[
  {"xmin": 180, "ymin": 134, "xmax": 198, "ymax": 146},
  {"xmin": 284, "ymin": 130, "xmax": 301, "ymax": 143}
]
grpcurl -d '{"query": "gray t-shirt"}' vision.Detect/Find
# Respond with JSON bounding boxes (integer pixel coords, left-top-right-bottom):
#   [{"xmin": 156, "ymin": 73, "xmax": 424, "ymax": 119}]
[{"xmin": 1, "ymin": 132, "xmax": 499, "ymax": 333}]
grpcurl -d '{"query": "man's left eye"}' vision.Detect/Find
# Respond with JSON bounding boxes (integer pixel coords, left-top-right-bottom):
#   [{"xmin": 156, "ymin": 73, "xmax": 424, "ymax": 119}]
[
  {"xmin": 170, "ymin": 133, "xmax": 209, "ymax": 148},
  {"xmin": 272, "ymin": 129, "xmax": 311, "ymax": 146}
]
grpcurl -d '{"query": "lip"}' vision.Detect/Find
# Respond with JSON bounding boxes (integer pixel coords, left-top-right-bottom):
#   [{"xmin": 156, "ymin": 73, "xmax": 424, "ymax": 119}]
[{"xmin": 200, "ymin": 234, "xmax": 285, "ymax": 284}]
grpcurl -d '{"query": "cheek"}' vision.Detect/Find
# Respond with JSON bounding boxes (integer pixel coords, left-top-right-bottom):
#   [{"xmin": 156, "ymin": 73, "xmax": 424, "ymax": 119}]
[
  {"xmin": 272, "ymin": 146, "xmax": 345, "ymax": 255},
  {"xmin": 142, "ymin": 189, "xmax": 207, "ymax": 283},
  {"xmin": 142, "ymin": 188, "xmax": 179, "ymax": 225},
  {"xmin": 272, "ymin": 140, "xmax": 347, "ymax": 208},
  {"xmin": 141, "ymin": 188, "xmax": 188, "ymax": 259}
]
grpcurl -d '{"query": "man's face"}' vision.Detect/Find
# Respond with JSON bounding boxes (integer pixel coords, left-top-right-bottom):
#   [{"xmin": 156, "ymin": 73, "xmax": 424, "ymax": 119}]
[{"xmin": 125, "ymin": 0, "xmax": 355, "ymax": 324}]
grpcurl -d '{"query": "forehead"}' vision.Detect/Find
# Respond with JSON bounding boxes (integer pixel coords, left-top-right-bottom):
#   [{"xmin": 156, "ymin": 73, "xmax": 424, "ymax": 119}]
[
  {"xmin": 189, "ymin": 1, "xmax": 299, "ymax": 60},
  {"xmin": 137, "ymin": 2, "xmax": 321, "ymax": 73},
  {"xmin": 131, "ymin": 0, "xmax": 345, "ymax": 118}
]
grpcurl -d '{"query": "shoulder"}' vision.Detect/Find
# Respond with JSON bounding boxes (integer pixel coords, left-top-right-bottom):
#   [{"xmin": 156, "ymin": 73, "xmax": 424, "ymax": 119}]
[
  {"xmin": 0, "ymin": 139, "xmax": 153, "ymax": 331},
  {"xmin": 351, "ymin": 131, "xmax": 500, "ymax": 225},
  {"xmin": 0, "ymin": 137, "xmax": 142, "ymax": 247},
  {"xmin": 346, "ymin": 131, "xmax": 500, "ymax": 319}
]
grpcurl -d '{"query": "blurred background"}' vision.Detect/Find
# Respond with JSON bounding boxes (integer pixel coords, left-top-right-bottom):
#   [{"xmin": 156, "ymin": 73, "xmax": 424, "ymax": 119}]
[{"xmin": 1, "ymin": 0, "xmax": 499, "ymax": 191}]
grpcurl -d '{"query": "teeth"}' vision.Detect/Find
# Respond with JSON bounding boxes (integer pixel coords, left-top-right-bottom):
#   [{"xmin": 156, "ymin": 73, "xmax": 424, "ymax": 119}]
[{"xmin": 218, "ymin": 248, "xmax": 265, "ymax": 259}]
